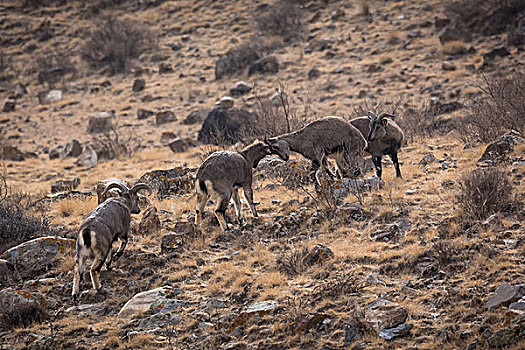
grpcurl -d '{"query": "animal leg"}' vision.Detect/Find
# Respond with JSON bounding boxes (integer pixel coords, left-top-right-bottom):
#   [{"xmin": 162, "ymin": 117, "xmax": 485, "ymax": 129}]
[
  {"xmin": 390, "ymin": 152, "xmax": 402, "ymax": 178},
  {"xmin": 214, "ymin": 194, "xmax": 231, "ymax": 231},
  {"xmin": 72, "ymin": 253, "xmax": 84, "ymax": 300},
  {"xmin": 90, "ymin": 254, "xmax": 105, "ymax": 291},
  {"xmin": 373, "ymin": 156, "xmax": 383, "ymax": 178},
  {"xmin": 112, "ymin": 235, "xmax": 128, "ymax": 262},
  {"xmin": 322, "ymin": 157, "xmax": 336, "ymax": 179},
  {"xmin": 195, "ymin": 191, "xmax": 207, "ymax": 227},
  {"xmin": 232, "ymin": 187, "xmax": 244, "ymax": 224},
  {"xmin": 105, "ymin": 250, "xmax": 113, "ymax": 271},
  {"xmin": 242, "ymin": 185, "xmax": 258, "ymax": 219}
]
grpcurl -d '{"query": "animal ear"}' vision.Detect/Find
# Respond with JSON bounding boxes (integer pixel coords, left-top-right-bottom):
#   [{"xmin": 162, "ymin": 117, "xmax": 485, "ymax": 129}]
[
  {"xmin": 381, "ymin": 118, "xmax": 388, "ymax": 126},
  {"xmin": 367, "ymin": 111, "xmax": 377, "ymax": 119}
]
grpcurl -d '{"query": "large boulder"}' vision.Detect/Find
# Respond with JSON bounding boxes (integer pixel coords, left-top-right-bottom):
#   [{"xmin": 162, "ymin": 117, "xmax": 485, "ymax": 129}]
[
  {"xmin": 138, "ymin": 206, "xmax": 161, "ymax": 235},
  {"xmin": 365, "ymin": 300, "xmax": 408, "ymax": 332},
  {"xmin": 138, "ymin": 166, "xmax": 195, "ymax": 199},
  {"xmin": 1, "ymin": 145, "xmax": 25, "ymax": 161},
  {"xmin": 478, "ymin": 132, "xmax": 524, "ymax": 164},
  {"xmin": 0, "ymin": 288, "xmax": 48, "ymax": 330},
  {"xmin": 248, "ymin": 56, "xmax": 279, "ymax": 76},
  {"xmin": 198, "ymin": 107, "xmax": 254, "ymax": 145},
  {"xmin": 61, "ymin": 139, "xmax": 82, "ymax": 158},
  {"xmin": 87, "ymin": 111, "xmax": 115, "ymax": 134},
  {"xmin": 215, "ymin": 46, "xmax": 261, "ymax": 80},
  {"xmin": 0, "ymin": 236, "xmax": 75, "ymax": 279},
  {"xmin": 182, "ymin": 109, "xmax": 209, "ymax": 125},
  {"xmin": 37, "ymin": 90, "xmax": 62, "ymax": 104},
  {"xmin": 118, "ymin": 286, "xmax": 183, "ymax": 319},
  {"xmin": 487, "ymin": 283, "xmax": 525, "ymax": 310}
]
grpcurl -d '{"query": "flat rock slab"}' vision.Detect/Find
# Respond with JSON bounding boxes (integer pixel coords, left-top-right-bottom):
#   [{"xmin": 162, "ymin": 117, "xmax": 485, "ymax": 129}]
[
  {"xmin": 365, "ymin": 300, "xmax": 408, "ymax": 332},
  {"xmin": 118, "ymin": 286, "xmax": 184, "ymax": 319},
  {"xmin": 0, "ymin": 236, "xmax": 75, "ymax": 279},
  {"xmin": 229, "ymin": 301, "xmax": 278, "ymax": 332},
  {"xmin": 379, "ymin": 322, "xmax": 413, "ymax": 340},
  {"xmin": 487, "ymin": 283, "xmax": 525, "ymax": 310}
]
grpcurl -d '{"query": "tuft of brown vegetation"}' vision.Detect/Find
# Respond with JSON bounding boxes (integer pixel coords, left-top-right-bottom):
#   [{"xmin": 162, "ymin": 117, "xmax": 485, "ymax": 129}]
[
  {"xmin": 82, "ymin": 16, "xmax": 155, "ymax": 74},
  {"xmin": 34, "ymin": 49, "xmax": 77, "ymax": 88},
  {"xmin": 0, "ymin": 301, "xmax": 48, "ymax": 331},
  {"xmin": 456, "ymin": 167, "xmax": 513, "ymax": 221},
  {"xmin": 441, "ymin": 40, "xmax": 469, "ymax": 55},
  {"xmin": 458, "ymin": 69, "xmax": 525, "ymax": 143},
  {"xmin": 252, "ymin": 0, "xmax": 305, "ymax": 43}
]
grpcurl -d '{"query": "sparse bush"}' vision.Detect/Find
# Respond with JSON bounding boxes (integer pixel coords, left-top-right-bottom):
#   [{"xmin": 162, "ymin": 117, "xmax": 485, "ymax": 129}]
[
  {"xmin": 35, "ymin": 49, "xmax": 76, "ymax": 88},
  {"xmin": 0, "ymin": 302, "xmax": 48, "ymax": 330},
  {"xmin": 252, "ymin": 0, "xmax": 304, "ymax": 43},
  {"xmin": 458, "ymin": 69, "xmax": 525, "ymax": 143},
  {"xmin": 456, "ymin": 167, "xmax": 513, "ymax": 220},
  {"xmin": 215, "ymin": 39, "xmax": 266, "ymax": 80},
  {"xmin": 445, "ymin": 0, "xmax": 525, "ymax": 36},
  {"xmin": 0, "ymin": 199, "xmax": 51, "ymax": 254},
  {"xmin": 82, "ymin": 16, "xmax": 155, "ymax": 74},
  {"xmin": 441, "ymin": 40, "xmax": 470, "ymax": 55},
  {"xmin": 277, "ymin": 247, "xmax": 309, "ymax": 276}
]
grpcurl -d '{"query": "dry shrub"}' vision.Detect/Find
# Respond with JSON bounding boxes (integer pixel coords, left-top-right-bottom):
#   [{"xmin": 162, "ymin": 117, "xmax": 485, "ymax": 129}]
[
  {"xmin": 456, "ymin": 167, "xmax": 512, "ymax": 221},
  {"xmin": 35, "ymin": 49, "xmax": 77, "ymax": 88},
  {"xmin": 0, "ymin": 302, "xmax": 48, "ymax": 330},
  {"xmin": 277, "ymin": 246, "xmax": 309, "ymax": 276},
  {"xmin": 441, "ymin": 40, "xmax": 470, "ymax": 55},
  {"xmin": 457, "ymin": 69, "xmax": 525, "ymax": 143},
  {"xmin": 82, "ymin": 16, "xmax": 155, "ymax": 74},
  {"xmin": 445, "ymin": 0, "xmax": 525, "ymax": 36},
  {"xmin": 252, "ymin": 0, "xmax": 305, "ymax": 43}
]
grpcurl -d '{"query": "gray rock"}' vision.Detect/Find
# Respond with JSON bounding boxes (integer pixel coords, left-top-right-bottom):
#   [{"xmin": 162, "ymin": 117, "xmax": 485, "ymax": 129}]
[
  {"xmin": 0, "ymin": 236, "xmax": 75, "ymax": 279},
  {"xmin": 37, "ymin": 90, "xmax": 62, "ymax": 104},
  {"xmin": 198, "ymin": 107, "xmax": 255, "ymax": 145},
  {"xmin": 137, "ymin": 109, "xmax": 155, "ymax": 120},
  {"xmin": 76, "ymin": 144, "xmax": 98, "ymax": 168},
  {"xmin": 3, "ymin": 97, "xmax": 15, "ymax": 112},
  {"xmin": 118, "ymin": 286, "xmax": 183, "ymax": 318},
  {"xmin": 230, "ymin": 81, "xmax": 253, "ymax": 97},
  {"xmin": 378, "ymin": 323, "xmax": 413, "ymax": 340},
  {"xmin": 248, "ymin": 56, "xmax": 279, "ymax": 76},
  {"xmin": 160, "ymin": 132, "xmax": 177, "ymax": 144},
  {"xmin": 487, "ymin": 283, "xmax": 525, "ymax": 310},
  {"xmin": 214, "ymin": 96, "xmax": 234, "ymax": 109},
  {"xmin": 303, "ymin": 244, "xmax": 334, "ymax": 267},
  {"xmin": 161, "ymin": 233, "xmax": 184, "ymax": 254},
  {"xmin": 182, "ymin": 109, "xmax": 209, "ymax": 125},
  {"xmin": 509, "ymin": 297, "xmax": 525, "ymax": 311},
  {"xmin": 132, "ymin": 78, "xmax": 146, "ymax": 92},
  {"xmin": 0, "ymin": 288, "xmax": 47, "ymax": 329},
  {"xmin": 155, "ymin": 111, "xmax": 176, "ymax": 126},
  {"xmin": 478, "ymin": 132, "xmax": 524, "ymax": 163},
  {"xmin": 49, "ymin": 148, "xmax": 60, "ymax": 160},
  {"xmin": 1, "ymin": 145, "xmax": 25, "ymax": 161},
  {"xmin": 308, "ymin": 67, "xmax": 321, "ymax": 80},
  {"xmin": 168, "ymin": 138, "xmax": 192, "ymax": 153},
  {"xmin": 229, "ymin": 301, "xmax": 278, "ymax": 332},
  {"xmin": 66, "ymin": 303, "xmax": 105, "ymax": 318},
  {"xmin": 442, "ymin": 61, "xmax": 456, "ymax": 71},
  {"xmin": 159, "ymin": 63, "xmax": 174, "ymax": 74},
  {"xmin": 51, "ymin": 177, "xmax": 80, "ymax": 193},
  {"xmin": 87, "ymin": 111, "xmax": 115, "ymax": 134},
  {"xmin": 365, "ymin": 300, "xmax": 408, "ymax": 332},
  {"xmin": 61, "ymin": 139, "xmax": 82, "ymax": 158}
]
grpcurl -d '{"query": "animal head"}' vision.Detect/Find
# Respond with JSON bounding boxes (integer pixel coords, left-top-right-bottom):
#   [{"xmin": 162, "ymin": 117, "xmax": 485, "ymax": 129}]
[
  {"xmin": 264, "ymin": 136, "xmax": 290, "ymax": 161},
  {"xmin": 366, "ymin": 111, "xmax": 396, "ymax": 142},
  {"xmin": 102, "ymin": 182, "xmax": 152, "ymax": 214}
]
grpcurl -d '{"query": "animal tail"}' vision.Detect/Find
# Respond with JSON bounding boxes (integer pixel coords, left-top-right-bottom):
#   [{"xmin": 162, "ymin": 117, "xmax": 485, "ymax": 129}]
[
  {"xmin": 198, "ymin": 179, "xmax": 207, "ymax": 194},
  {"xmin": 81, "ymin": 227, "xmax": 91, "ymax": 248}
]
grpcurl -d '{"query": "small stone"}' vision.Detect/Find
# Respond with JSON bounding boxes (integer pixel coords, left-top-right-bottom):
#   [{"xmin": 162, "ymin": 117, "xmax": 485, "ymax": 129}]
[
  {"xmin": 182, "ymin": 109, "xmax": 209, "ymax": 125},
  {"xmin": 303, "ymin": 244, "xmax": 334, "ymax": 267},
  {"xmin": 442, "ymin": 61, "xmax": 456, "ymax": 71},
  {"xmin": 378, "ymin": 323, "xmax": 413, "ymax": 340},
  {"xmin": 51, "ymin": 177, "xmax": 80, "ymax": 193},
  {"xmin": 37, "ymin": 90, "xmax": 62, "ymax": 104},
  {"xmin": 365, "ymin": 300, "xmax": 408, "ymax": 332},
  {"xmin": 62, "ymin": 140, "xmax": 82, "ymax": 158},
  {"xmin": 155, "ymin": 111, "xmax": 176, "ymax": 126},
  {"xmin": 419, "ymin": 153, "xmax": 438, "ymax": 165},
  {"xmin": 87, "ymin": 111, "xmax": 115, "ymax": 134},
  {"xmin": 168, "ymin": 138, "xmax": 190, "ymax": 153},
  {"xmin": 229, "ymin": 82, "xmax": 253, "ymax": 97},
  {"xmin": 138, "ymin": 109, "xmax": 155, "ymax": 120},
  {"xmin": 138, "ymin": 206, "xmax": 161, "ymax": 235},
  {"xmin": 509, "ymin": 297, "xmax": 525, "ymax": 311},
  {"xmin": 248, "ymin": 56, "xmax": 279, "ymax": 76},
  {"xmin": 487, "ymin": 283, "xmax": 525, "ymax": 310},
  {"xmin": 159, "ymin": 63, "xmax": 174, "ymax": 74},
  {"xmin": 308, "ymin": 67, "xmax": 321, "ymax": 80},
  {"xmin": 132, "ymin": 78, "xmax": 146, "ymax": 92},
  {"xmin": 3, "ymin": 97, "xmax": 15, "ymax": 112},
  {"xmin": 214, "ymin": 96, "xmax": 234, "ymax": 109},
  {"xmin": 229, "ymin": 301, "xmax": 278, "ymax": 332},
  {"xmin": 1, "ymin": 145, "xmax": 25, "ymax": 161}
]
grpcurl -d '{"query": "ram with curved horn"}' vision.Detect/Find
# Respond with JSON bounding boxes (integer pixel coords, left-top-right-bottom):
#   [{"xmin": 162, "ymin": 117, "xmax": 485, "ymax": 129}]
[
  {"xmin": 350, "ymin": 111, "xmax": 405, "ymax": 178},
  {"xmin": 264, "ymin": 116, "xmax": 367, "ymax": 184},
  {"xmin": 72, "ymin": 181, "xmax": 152, "ymax": 301}
]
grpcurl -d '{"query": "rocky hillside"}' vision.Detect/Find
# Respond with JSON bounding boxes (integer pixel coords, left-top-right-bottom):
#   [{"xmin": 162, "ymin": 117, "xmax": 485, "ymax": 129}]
[{"xmin": 0, "ymin": 0, "xmax": 524, "ymax": 349}]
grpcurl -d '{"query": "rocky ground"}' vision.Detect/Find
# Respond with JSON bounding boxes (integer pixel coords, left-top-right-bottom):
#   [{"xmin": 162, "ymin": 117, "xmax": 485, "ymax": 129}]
[{"xmin": 0, "ymin": 0, "xmax": 524, "ymax": 349}]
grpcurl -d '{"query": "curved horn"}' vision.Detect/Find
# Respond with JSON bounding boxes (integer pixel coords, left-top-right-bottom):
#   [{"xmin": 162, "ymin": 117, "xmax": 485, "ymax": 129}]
[
  {"xmin": 378, "ymin": 112, "xmax": 396, "ymax": 119},
  {"xmin": 102, "ymin": 182, "xmax": 129, "ymax": 195},
  {"xmin": 367, "ymin": 111, "xmax": 377, "ymax": 119},
  {"xmin": 130, "ymin": 183, "xmax": 152, "ymax": 196}
]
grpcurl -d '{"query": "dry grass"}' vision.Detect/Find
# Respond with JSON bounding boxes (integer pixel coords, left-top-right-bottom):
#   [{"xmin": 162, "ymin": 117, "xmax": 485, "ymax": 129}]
[{"xmin": 441, "ymin": 40, "xmax": 470, "ymax": 55}]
